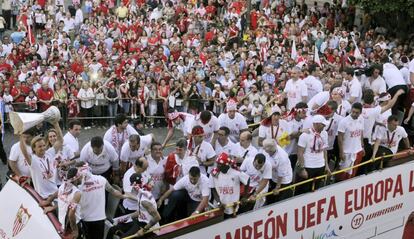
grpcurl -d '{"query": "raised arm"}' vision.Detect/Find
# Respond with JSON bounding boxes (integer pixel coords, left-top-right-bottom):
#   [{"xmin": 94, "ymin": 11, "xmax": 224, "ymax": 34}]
[
  {"xmin": 381, "ymin": 89, "xmax": 405, "ymax": 113},
  {"xmin": 19, "ymin": 136, "xmax": 32, "ymax": 166},
  {"xmin": 51, "ymin": 121, "xmax": 63, "ymax": 153}
]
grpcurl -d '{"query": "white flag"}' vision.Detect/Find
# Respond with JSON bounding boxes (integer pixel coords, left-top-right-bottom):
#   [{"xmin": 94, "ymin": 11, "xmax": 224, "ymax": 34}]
[
  {"xmin": 291, "ymin": 39, "xmax": 297, "ymax": 61},
  {"xmin": 314, "ymin": 44, "xmax": 321, "ymax": 67},
  {"xmin": 352, "ymin": 36, "xmax": 362, "ymax": 59}
]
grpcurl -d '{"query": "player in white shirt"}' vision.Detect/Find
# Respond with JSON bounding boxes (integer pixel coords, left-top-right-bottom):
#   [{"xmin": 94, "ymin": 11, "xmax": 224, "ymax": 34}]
[
  {"xmin": 63, "ymin": 120, "xmax": 82, "ymax": 158},
  {"xmin": 261, "ymin": 139, "xmax": 293, "ymax": 203},
  {"xmin": 297, "ymin": 115, "xmax": 330, "ymax": 194},
  {"xmin": 164, "ymin": 139, "xmax": 200, "ymax": 185},
  {"xmin": 240, "ymin": 153, "xmax": 272, "ymax": 209},
  {"xmin": 214, "ymin": 126, "xmax": 239, "ymax": 158},
  {"xmin": 187, "ymin": 126, "xmax": 216, "ymax": 175},
  {"xmin": 122, "ymin": 157, "xmax": 149, "ymax": 213},
  {"xmin": 146, "ymin": 142, "xmax": 167, "ymax": 201},
  {"xmin": 342, "ymin": 68, "xmax": 362, "ymax": 104},
  {"xmin": 56, "ymin": 168, "xmax": 82, "ymax": 238},
  {"xmin": 119, "ymin": 173, "xmax": 161, "ymax": 239},
  {"xmin": 79, "ymin": 136, "xmax": 120, "ymax": 184},
  {"xmin": 322, "ymin": 101, "xmax": 343, "ymax": 168},
  {"xmin": 9, "ymin": 130, "xmax": 34, "ymax": 178},
  {"xmin": 19, "ymin": 122, "xmax": 63, "ymax": 203},
  {"xmin": 375, "ymin": 93, "xmax": 393, "ymax": 127},
  {"xmin": 158, "ymin": 167, "xmax": 210, "ymax": 222},
  {"xmin": 382, "ymin": 61, "xmax": 408, "ymax": 114},
  {"xmin": 258, "ymin": 110, "xmax": 291, "ymax": 148},
  {"xmin": 283, "ymin": 67, "xmax": 308, "ymax": 110},
  {"xmin": 77, "ymin": 162, "xmax": 129, "ymax": 239},
  {"xmin": 234, "ymin": 131, "xmax": 258, "ymax": 165},
  {"xmin": 218, "ymin": 101, "xmax": 249, "ymax": 143},
  {"xmin": 120, "ymin": 134, "xmax": 153, "ymax": 175},
  {"xmin": 103, "ymin": 114, "xmax": 140, "ymax": 157},
  {"xmin": 303, "ymin": 64, "xmax": 323, "ymax": 101},
  {"xmin": 192, "ymin": 110, "xmax": 220, "ymax": 143},
  {"xmin": 210, "ymin": 153, "xmax": 250, "ymax": 218},
  {"xmin": 331, "ymin": 86, "xmax": 351, "ymax": 117},
  {"xmin": 284, "ymin": 102, "xmax": 308, "ymax": 169},
  {"xmin": 364, "ymin": 66, "xmax": 386, "ymax": 95},
  {"xmin": 372, "ymin": 115, "xmax": 410, "ymax": 170},
  {"xmin": 337, "ymin": 103, "xmax": 364, "ymax": 179},
  {"xmin": 162, "ymin": 110, "xmax": 195, "ymax": 148}
]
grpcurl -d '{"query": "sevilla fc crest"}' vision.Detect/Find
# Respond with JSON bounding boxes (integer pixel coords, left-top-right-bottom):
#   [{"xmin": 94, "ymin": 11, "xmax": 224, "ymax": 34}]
[{"xmin": 12, "ymin": 204, "xmax": 31, "ymax": 237}]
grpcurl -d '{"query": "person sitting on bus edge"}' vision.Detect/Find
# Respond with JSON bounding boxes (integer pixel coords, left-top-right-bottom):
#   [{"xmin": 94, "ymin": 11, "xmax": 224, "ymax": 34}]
[
  {"xmin": 210, "ymin": 152, "xmax": 250, "ymax": 219},
  {"xmin": 108, "ymin": 173, "xmax": 161, "ymax": 239},
  {"xmin": 157, "ymin": 166, "xmax": 210, "ymax": 223}
]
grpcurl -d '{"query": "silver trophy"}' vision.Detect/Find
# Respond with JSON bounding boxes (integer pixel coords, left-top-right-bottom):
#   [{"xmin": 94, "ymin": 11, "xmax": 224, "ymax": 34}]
[{"xmin": 9, "ymin": 106, "xmax": 61, "ymax": 134}]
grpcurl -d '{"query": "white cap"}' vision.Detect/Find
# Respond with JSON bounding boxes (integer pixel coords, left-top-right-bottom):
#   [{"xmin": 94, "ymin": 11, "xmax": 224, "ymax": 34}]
[{"xmin": 312, "ymin": 115, "xmax": 328, "ymax": 126}]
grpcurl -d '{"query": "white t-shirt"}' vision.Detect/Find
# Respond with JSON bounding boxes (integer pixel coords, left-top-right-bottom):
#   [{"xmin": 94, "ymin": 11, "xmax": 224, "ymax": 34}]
[
  {"xmin": 284, "ymin": 78, "xmax": 308, "ymax": 110},
  {"xmin": 55, "ymin": 145, "xmax": 75, "ymax": 186},
  {"xmin": 258, "ymin": 119, "xmax": 291, "ymax": 148},
  {"xmin": 192, "ymin": 113, "xmax": 220, "ymax": 142},
  {"xmin": 303, "ymin": 75, "xmax": 323, "ymax": 101},
  {"xmin": 63, "ymin": 132, "xmax": 79, "ymax": 154},
  {"xmin": 214, "ymin": 140, "xmax": 238, "ymax": 158},
  {"xmin": 337, "ymin": 115, "xmax": 364, "ymax": 153},
  {"xmin": 336, "ymin": 100, "xmax": 352, "ymax": 117},
  {"xmin": 174, "ymin": 174, "xmax": 210, "ymax": 202},
  {"xmin": 57, "ymin": 182, "xmax": 81, "ymax": 230},
  {"xmin": 30, "ymin": 148, "xmax": 58, "ymax": 199},
  {"xmin": 209, "ymin": 168, "xmax": 249, "ymax": 214},
  {"xmin": 365, "ymin": 76, "xmax": 387, "ymax": 95},
  {"xmin": 9, "ymin": 142, "xmax": 32, "ymax": 177},
  {"xmin": 376, "ymin": 109, "xmax": 392, "ymax": 126},
  {"xmin": 120, "ymin": 135, "xmax": 153, "ymax": 164},
  {"xmin": 325, "ymin": 114, "xmax": 343, "ymax": 150},
  {"xmin": 136, "ymin": 190, "xmax": 158, "ymax": 226},
  {"xmin": 298, "ymin": 129, "xmax": 328, "ymax": 168},
  {"xmin": 122, "ymin": 167, "xmax": 151, "ymax": 210},
  {"xmin": 383, "ymin": 63, "xmax": 406, "ymax": 88},
  {"xmin": 234, "ymin": 143, "xmax": 258, "ymax": 162},
  {"xmin": 284, "ymin": 118, "xmax": 304, "ymax": 155},
  {"xmin": 170, "ymin": 113, "xmax": 195, "ymax": 137},
  {"xmin": 79, "ymin": 140, "xmax": 119, "ymax": 175},
  {"xmin": 240, "ymin": 157, "xmax": 272, "ymax": 190},
  {"xmin": 218, "ymin": 112, "xmax": 248, "ymax": 143},
  {"xmin": 361, "ymin": 106, "xmax": 382, "ymax": 141},
  {"xmin": 103, "ymin": 124, "xmax": 140, "ymax": 154},
  {"xmin": 172, "ymin": 153, "xmax": 200, "ymax": 182},
  {"xmin": 146, "ymin": 155, "xmax": 167, "ymax": 200},
  {"xmin": 188, "ymin": 141, "xmax": 216, "ymax": 175},
  {"xmin": 346, "ymin": 77, "xmax": 362, "ymax": 103},
  {"xmin": 373, "ymin": 126, "xmax": 407, "ymax": 154},
  {"xmin": 260, "ymin": 146, "xmax": 293, "ymax": 184},
  {"xmin": 80, "ymin": 174, "xmax": 107, "ymax": 221},
  {"xmin": 307, "ymin": 91, "xmax": 330, "ymax": 112}
]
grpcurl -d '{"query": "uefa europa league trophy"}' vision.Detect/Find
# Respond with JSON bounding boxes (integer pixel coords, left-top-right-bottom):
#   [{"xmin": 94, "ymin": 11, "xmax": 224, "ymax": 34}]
[{"xmin": 9, "ymin": 106, "xmax": 61, "ymax": 134}]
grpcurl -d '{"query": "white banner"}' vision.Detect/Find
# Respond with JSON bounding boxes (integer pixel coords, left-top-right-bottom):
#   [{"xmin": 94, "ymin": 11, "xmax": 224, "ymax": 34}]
[
  {"xmin": 0, "ymin": 180, "xmax": 61, "ymax": 239},
  {"xmin": 178, "ymin": 161, "xmax": 414, "ymax": 239}
]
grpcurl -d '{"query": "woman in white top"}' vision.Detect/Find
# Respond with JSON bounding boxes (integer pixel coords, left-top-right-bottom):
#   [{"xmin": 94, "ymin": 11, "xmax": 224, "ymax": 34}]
[
  {"xmin": 44, "ymin": 129, "xmax": 75, "ymax": 186},
  {"xmin": 77, "ymin": 81, "xmax": 95, "ymax": 129}
]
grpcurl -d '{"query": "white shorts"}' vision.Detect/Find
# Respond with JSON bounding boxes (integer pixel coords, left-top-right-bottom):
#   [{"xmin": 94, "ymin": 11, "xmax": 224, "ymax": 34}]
[{"xmin": 339, "ymin": 153, "xmax": 358, "ymax": 175}]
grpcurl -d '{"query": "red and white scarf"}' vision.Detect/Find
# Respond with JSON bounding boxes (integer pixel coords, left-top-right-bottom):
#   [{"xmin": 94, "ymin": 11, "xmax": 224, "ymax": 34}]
[{"xmin": 111, "ymin": 126, "xmax": 128, "ymax": 154}]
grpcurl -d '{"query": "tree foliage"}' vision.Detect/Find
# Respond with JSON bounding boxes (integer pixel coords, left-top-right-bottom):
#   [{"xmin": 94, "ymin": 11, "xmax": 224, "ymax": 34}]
[
  {"xmin": 350, "ymin": 0, "xmax": 414, "ymax": 18},
  {"xmin": 350, "ymin": 0, "xmax": 414, "ymax": 37}
]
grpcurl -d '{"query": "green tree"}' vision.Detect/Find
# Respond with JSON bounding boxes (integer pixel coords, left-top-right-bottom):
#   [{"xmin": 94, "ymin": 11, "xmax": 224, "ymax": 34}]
[{"xmin": 350, "ymin": 0, "xmax": 414, "ymax": 38}]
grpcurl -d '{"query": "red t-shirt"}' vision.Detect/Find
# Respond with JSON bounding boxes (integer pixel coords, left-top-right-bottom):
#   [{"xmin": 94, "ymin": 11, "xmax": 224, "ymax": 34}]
[
  {"xmin": 36, "ymin": 88, "xmax": 54, "ymax": 111},
  {"xmin": 0, "ymin": 63, "xmax": 12, "ymax": 73}
]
